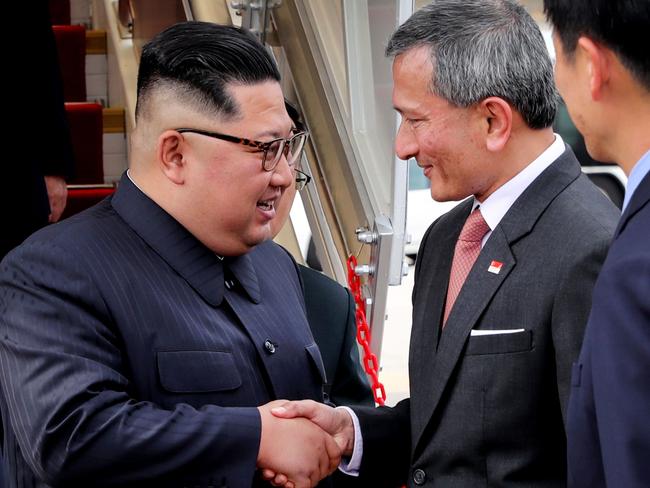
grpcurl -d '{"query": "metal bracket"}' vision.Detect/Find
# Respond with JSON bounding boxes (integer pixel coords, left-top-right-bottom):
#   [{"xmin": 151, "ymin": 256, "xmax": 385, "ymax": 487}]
[
  {"xmin": 354, "ymin": 215, "xmax": 394, "ymax": 360},
  {"xmin": 230, "ymin": 0, "xmax": 282, "ymax": 44}
]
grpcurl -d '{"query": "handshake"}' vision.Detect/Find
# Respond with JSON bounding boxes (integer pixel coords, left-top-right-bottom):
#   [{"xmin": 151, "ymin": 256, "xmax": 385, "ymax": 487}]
[{"xmin": 256, "ymin": 400, "xmax": 356, "ymax": 488}]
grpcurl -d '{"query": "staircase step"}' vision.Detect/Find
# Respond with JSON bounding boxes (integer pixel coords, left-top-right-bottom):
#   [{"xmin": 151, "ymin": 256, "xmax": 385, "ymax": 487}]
[
  {"xmin": 103, "ymin": 108, "xmax": 125, "ymax": 133},
  {"xmin": 53, "ymin": 24, "xmax": 86, "ymax": 101},
  {"xmin": 86, "ymin": 30, "xmax": 107, "ymax": 55},
  {"xmin": 65, "ymin": 102, "xmax": 103, "ymax": 184}
]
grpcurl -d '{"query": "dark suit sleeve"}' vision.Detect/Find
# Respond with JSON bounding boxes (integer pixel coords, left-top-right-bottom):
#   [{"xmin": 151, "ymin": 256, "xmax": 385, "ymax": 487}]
[
  {"xmin": 0, "ymin": 241, "xmax": 260, "ymax": 486},
  {"xmin": 589, "ymin": 247, "xmax": 650, "ymax": 486},
  {"xmin": 328, "ymin": 286, "xmax": 374, "ymax": 407},
  {"xmin": 353, "ymin": 400, "xmax": 411, "ymax": 486},
  {"xmin": 551, "ymin": 233, "xmax": 612, "ymax": 423}
]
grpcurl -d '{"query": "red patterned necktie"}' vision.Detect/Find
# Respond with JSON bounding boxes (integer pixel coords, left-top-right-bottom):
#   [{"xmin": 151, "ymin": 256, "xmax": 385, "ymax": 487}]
[{"xmin": 442, "ymin": 208, "xmax": 490, "ymax": 326}]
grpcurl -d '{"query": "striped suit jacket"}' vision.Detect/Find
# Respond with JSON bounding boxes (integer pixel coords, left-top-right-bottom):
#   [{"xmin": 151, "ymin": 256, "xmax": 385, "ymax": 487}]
[{"xmin": 0, "ymin": 174, "xmax": 327, "ymax": 487}]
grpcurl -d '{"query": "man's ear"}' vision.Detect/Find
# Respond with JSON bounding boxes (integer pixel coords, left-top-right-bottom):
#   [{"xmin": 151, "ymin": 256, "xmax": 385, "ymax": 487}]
[
  {"xmin": 157, "ymin": 130, "xmax": 186, "ymax": 184},
  {"xmin": 479, "ymin": 97, "xmax": 512, "ymax": 152},
  {"xmin": 576, "ymin": 36, "xmax": 610, "ymax": 101}
]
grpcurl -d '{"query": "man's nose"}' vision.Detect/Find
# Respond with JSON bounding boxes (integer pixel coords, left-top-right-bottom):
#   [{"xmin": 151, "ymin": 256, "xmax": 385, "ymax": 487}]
[
  {"xmin": 395, "ymin": 121, "xmax": 418, "ymax": 161},
  {"xmin": 270, "ymin": 153, "xmax": 294, "ymax": 189}
]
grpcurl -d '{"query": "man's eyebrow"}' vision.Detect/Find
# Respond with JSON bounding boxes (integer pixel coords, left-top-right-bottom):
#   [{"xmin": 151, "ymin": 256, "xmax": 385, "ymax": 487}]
[
  {"xmin": 254, "ymin": 126, "xmax": 294, "ymax": 140},
  {"xmin": 394, "ymin": 104, "xmax": 426, "ymax": 117}
]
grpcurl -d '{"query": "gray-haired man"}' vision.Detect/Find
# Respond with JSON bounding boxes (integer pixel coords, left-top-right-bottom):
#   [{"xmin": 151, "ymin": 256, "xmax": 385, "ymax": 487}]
[{"xmin": 270, "ymin": 1, "xmax": 619, "ymax": 486}]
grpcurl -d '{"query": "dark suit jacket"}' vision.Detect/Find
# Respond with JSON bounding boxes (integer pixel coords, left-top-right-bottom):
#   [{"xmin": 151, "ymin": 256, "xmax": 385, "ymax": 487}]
[
  {"xmin": 0, "ymin": 174, "xmax": 328, "ymax": 488},
  {"xmin": 300, "ymin": 265, "xmax": 373, "ymax": 408},
  {"xmin": 3, "ymin": 1, "xmax": 74, "ymax": 258},
  {"xmin": 354, "ymin": 148, "xmax": 619, "ymax": 487},
  {"xmin": 567, "ymin": 172, "xmax": 650, "ymax": 487}
]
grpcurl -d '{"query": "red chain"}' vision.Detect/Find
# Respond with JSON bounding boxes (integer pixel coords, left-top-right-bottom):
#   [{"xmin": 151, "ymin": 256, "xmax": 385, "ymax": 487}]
[{"xmin": 346, "ymin": 255, "xmax": 386, "ymax": 406}]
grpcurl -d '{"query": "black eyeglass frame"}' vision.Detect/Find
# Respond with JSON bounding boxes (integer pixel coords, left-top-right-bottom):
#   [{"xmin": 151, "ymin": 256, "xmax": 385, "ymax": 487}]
[
  {"xmin": 294, "ymin": 169, "xmax": 312, "ymax": 191},
  {"xmin": 175, "ymin": 127, "xmax": 308, "ymax": 171}
]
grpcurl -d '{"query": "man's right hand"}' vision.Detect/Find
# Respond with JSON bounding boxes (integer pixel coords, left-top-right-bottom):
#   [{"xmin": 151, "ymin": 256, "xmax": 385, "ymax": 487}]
[
  {"xmin": 257, "ymin": 401, "xmax": 342, "ymax": 488},
  {"xmin": 271, "ymin": 400, "xmax": 355, "ymax": 456}
]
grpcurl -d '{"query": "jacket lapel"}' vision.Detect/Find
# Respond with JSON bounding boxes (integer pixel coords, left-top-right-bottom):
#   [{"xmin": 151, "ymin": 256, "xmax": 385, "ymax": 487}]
[
  {"xmin": 411, "ymin": 147, "xmax": 583, "ymax": 454},
  {"xmin": 409, "ymin": 201, "xmax": 469, "ymax": 428}
]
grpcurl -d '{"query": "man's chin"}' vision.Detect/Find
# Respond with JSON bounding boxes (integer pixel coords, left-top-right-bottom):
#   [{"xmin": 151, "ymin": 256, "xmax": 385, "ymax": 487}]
[
  {"xmin": 429, "ymin": 189, "xmax": 457, "ymax": 203},
  {"xmin": 584, "ymin": 140, "xmax": 610, "ymax": 164},
  {"xmin": 246, "ymin": 226, "xmax": 273, "ymax": 247},
  {"xmin": 206, "ymin": 232, "xmax": 270, "ymax": 257}
]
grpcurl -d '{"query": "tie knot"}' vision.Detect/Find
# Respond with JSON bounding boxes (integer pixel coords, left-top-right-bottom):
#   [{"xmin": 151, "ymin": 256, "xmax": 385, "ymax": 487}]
[{"xmin": 459, "ymin": 208, "xmax": 490, "ymax": 242}]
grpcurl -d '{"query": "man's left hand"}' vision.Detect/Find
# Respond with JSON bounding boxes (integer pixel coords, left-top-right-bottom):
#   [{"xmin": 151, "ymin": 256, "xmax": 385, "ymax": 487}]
[{"xmin": 44, "ymin": 175, "xmax": 67, "ymax": 222}]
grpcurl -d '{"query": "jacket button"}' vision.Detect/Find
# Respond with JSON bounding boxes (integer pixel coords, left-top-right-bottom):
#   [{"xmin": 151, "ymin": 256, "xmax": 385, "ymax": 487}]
[
  {"xmin": 264, "ymin": 340, "xmax": 276, "ymax": 354},
  {"xmin": 413, "ymin": 468, "xmax": 426, "ymax": 485}
]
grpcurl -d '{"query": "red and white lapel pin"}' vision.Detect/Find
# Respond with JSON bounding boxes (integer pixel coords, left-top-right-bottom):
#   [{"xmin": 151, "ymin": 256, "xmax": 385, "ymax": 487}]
[{"xmin": 487, "ymin": 260, "xmax": 503, "ymax": 274}]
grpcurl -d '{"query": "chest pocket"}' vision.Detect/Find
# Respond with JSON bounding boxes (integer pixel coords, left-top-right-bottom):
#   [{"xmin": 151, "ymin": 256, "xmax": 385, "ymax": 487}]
[
  {"xmin": 157, "ymin": 350, "xmax": 242, "ymax": 393},
  {"xmin": 465, "ymin": 330, "xmax": 533, "ymax": 355}
]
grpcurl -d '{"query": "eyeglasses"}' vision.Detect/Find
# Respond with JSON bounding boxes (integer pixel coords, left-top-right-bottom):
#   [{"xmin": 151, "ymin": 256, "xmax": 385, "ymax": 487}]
[
  {"xmin": 175, "ymin": 128, "xmax": 309, "ymax": 172},
  {"xmin": 294, "ymin": 169, "xmax": 312, "ymax": 191}
]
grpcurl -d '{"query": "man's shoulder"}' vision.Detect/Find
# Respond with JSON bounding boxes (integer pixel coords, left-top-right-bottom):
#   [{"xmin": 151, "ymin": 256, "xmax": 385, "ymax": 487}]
[
  {"xmin": 299, "ymin": 265, "xmax": 349, "ymax": 304},
  {"xmin": 550, "ymin": 172, "xmax": 620, "ymax": 238},
  {"xmin": 11, "ymin": 199, "xmax": 123, "ymax": 258},
  {"xmin": 589, "ymin": 203, "xmax": 650, "ymax": 337},
  {"xmin": 0, "ymin": 200, "xmax": 127, "ymax": 296},
  {"xmin": 609, "ymin": 200, "xmax": 650, "ymax": 262},
  {"xmin": 558, "ymin": 174, "xmax": 621, "ymax": 230}
]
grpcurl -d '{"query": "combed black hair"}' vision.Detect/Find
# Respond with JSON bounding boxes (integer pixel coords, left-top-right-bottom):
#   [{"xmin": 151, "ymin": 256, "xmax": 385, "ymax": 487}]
[
  {"xmin": 284, "ymin": 100, "xmax": 305, "ymax": 131},
  {"xmin": 135, "ymin": 21, "xmax": 281, "ymax": 120},
  {"xmin": 544, "ymin": 0, "xmax": 650, "ymax": 90}
]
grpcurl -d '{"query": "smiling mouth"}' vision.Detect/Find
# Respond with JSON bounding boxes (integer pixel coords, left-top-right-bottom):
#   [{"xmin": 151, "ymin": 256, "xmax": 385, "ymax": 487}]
[{"xmin": 257, "ymin": 199, "xmax": 275, "ymax": 211}]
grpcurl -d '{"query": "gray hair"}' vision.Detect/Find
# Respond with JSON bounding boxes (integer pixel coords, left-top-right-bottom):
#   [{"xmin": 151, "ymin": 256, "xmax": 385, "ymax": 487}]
[{"xmin": 386, "ymin": 0, "xmax": 558, "ymax": 129}]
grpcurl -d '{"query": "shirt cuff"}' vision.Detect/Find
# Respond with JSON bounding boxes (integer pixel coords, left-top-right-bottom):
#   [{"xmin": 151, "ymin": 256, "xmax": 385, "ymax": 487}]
[{"xmin": 336, "ymin": 406, "xmax": 363, "ymax": 476}]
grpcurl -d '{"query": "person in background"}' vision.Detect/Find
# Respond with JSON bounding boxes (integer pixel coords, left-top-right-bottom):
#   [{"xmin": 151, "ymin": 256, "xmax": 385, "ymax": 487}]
[
  {"xmin": 544, "ymin": 1, "xmax": 650, "ymax": 486},
  {"xmin": 2, "ymin": 1, "xmax": 74, "ymax": 259},
  {"xmin": 268, "ymin": 1, "xmax": 619, "ymax": 486},
  {"xmin": 1, "ymin": 3, "xmax": 75, "ymax": 485},
  {"xmin": 271, "ymin": 105, "xmax": 373, "ymax": 488},
  {"xmin": 0, "ymin": 21, "xmax": 340, "ymax": 488},
  {"xmin": 272, "ymin": 103, "xmax": 373, "ymax": 410}
]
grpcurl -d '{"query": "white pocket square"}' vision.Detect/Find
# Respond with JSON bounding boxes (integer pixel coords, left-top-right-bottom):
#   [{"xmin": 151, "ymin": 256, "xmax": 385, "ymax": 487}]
[{"xmin": 470, "ymin": 328, "xmax": 525, "ymax": 336}]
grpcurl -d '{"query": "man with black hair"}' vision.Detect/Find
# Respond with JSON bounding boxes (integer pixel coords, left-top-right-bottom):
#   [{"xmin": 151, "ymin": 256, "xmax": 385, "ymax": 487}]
[
  {"xmin": 0, "ymin": 22, "xmax": 340, "ymax": 488},
  {"xmin": 545, "ymin": 1, "xmax": 650, "ymax": 486}
]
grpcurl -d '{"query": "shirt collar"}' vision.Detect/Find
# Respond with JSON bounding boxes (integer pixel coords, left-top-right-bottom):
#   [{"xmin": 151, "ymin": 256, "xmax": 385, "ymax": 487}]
[
  {"xmin": 473, "ymin": 134, "xmax": 565, "ymax": 231},
  {"xmin": 622, "ymin": 150, "xmax": 650, "ymax": 211}
]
